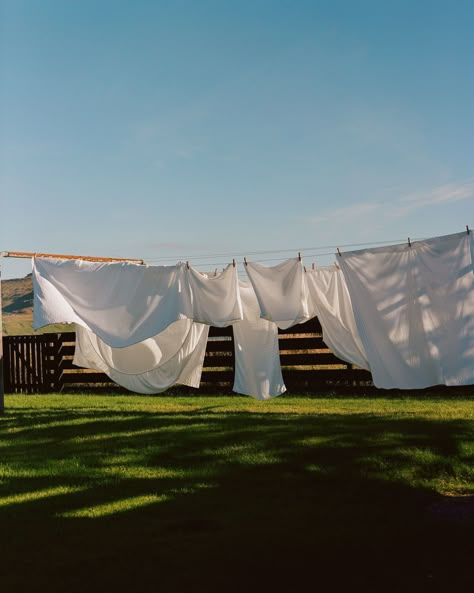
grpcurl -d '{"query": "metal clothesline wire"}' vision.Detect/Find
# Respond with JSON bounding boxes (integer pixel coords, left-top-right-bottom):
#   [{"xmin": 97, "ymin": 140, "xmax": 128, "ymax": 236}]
[
  {"xmin": 1, "ymin": 235, "xmax": 435, "ymax": 269},
  {"xmin": 142, "ymin": 237, "xmax": 412, "ymax": 262},
  {"xmin": 142, "ymin": 237, "xmax": 429, "ymax": 266},
  {"xmin": 186, "ymin": 251, "xmax": 337, "ymax": 268}
]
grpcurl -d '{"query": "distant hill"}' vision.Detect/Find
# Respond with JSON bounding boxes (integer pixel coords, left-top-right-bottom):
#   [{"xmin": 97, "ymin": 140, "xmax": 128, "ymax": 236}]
[{"xmin": 2, "ymin": 274, "xmax": 73, "ymax": 336}]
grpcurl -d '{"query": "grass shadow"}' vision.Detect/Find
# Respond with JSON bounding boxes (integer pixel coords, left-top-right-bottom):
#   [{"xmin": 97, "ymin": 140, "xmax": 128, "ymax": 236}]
[{"xmin": 1, "ymin": 397, "xmax": 473, "ymax": 592}]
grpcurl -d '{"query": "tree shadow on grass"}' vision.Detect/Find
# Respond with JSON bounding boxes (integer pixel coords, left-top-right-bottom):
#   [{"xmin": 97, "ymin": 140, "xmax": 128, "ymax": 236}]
[{"xmin": 0, "ymin": 404, "xmax": 473, "ymax": 593}]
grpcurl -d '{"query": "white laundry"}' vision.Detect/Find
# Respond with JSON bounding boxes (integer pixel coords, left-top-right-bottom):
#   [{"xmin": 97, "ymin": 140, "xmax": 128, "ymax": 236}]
[
  {"xmin": 338, "ymin": 232, "xmax": 474, "ymax": 389},
  {"xmin": 186, "ymin": 265, "xmax": 243, "ymax": 327},
  {"xmin": 33, "ymin": 258, "xmax": 242, "ymax": 347},
  {"xmin": 305, "ymin": 266, "xmax": 369, "ymax": 370},
  {"xmin": 245, "ymin": 258, "xmax": 311, "ymax": 329},
  {"xmin": 232, "ymin": 281, "xmax": 286, "ymax": 400},
  {"xmin": 471, "ymin": 229, "xmax": 474, "ymax": 270},
  {"xmin": 74, "ymin": 320, "xmax": 209, "ymax": 394}
]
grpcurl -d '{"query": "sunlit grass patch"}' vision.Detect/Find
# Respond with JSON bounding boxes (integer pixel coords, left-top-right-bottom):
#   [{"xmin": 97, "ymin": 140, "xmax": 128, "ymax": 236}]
[
  {"xmin": 0, "ymin": 485, "xmax": 86, "ymax": 508},
  {"xmin": 100, "ymin": 465, "xmax": 198, "ymax": 480},
  {"xmin": 59, "ymin": 493, "xmax": 171, "ymax": 518}
]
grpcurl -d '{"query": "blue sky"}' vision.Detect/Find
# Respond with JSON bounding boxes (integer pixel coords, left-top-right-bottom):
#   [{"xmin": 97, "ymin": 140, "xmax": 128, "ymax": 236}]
[{"xmin": 1, "ymin": 0, "xmax": 473, "ymax": 279}]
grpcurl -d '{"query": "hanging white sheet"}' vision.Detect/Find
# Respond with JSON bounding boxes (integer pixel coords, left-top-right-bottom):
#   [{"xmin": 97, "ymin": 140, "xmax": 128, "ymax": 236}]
[
  {"xmin": 245, "ymin": 258, "xmax": 311, "ymax": 329},
  {"xmin": 338, "ymin": 232, "xmax": 474, "ymax": 389},
  {"xmin": 470, "ymin": 229, "xmax": 474, "ymax": 270},
  {"xmin": 33, "ymin": 258, "xmax": 242, "ymax": 347},
  {"xmin": 232, "ymin": 281, "xmax": 286, "ymax": 400},
  {"xmin": 186, "ymin": 264, "xmax": 243, "ymax": 327},
  {"xmin": 305, "ymin": 266, "xmax": 369, "ymax": 370},
  {"xmin": 74, "ymin": 320, "xmax": 210, "ymax": 394}
]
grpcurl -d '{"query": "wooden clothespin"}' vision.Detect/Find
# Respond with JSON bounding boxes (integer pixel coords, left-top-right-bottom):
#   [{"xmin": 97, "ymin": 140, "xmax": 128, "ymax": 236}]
[
  {"xmin": 186, "ymin": 261, "xmax": 190, "ymax": 269},
  {"xmin": 312, "ymin": 262, "xmax": 315, "ymax": 270},
  {"xmin": 337, "ymin": 247, "xmax": 342, "ymax": 257},
  {"xmin": 232, "ymin": 259, "xmax": 236, "ymax": 267},
  {"xmin": 298, "ymin": 252, "xmax": 302, "ymax": 261},
  {"xmin": 334, "ymin": 261, "xmax": 340, "ymax": 270},
  {"xmin": 408, "ymin": 238, "xmax": 411, "ymax": 247},
  {"xmin": 214, "ymin": 268, "xmax": 218, "ymax": 276},
  {"xmin": 244, "ymin": 257, "xmax": 248, "ymax": 266},
  {"xmin": 467, "ymin": 225, "xmax": 470, "ymax": 235}
]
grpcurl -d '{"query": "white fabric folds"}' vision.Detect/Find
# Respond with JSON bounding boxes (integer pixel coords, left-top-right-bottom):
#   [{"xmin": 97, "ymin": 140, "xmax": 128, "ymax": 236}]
[
  {"xmin": 33, "ymin": 258, "xmax": 243, "ymax": 347},
  {"xmin": 245, "ymin": 258, "xmax": 311, "ymax": 329},
  {"xmin": 339, "ymin": 232, "xmax": 474, "ymax": 389},
  {"xmin": 232, "ymin": 281, "xmax": 286, "ymax": 400},
  {"xmin": 305, "ymin": 266, "xmax": 369, "ymax": 370},
  {"xmin": 74, "ymin": 320, "xmax": 209, "ymax": 394}
]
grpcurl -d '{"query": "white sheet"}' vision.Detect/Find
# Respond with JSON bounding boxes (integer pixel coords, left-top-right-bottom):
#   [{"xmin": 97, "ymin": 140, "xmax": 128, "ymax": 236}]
[
  {"xmin": 186, "ymin": 265, "xmax": 243, "ymax": 327},
  {"xmin": 74, "ymin": 320, "xmax": 210, "ymax": 394},
  {"xmin": 33, "ymin": 258, "xmax": 242, "ymax": 347},
  {"xmin": 305, "ymin": 266, "xmax": 369, "ymax": 370},
  {"xmin": 232, "ymin": 281, "xmax": 286, "ymax": 400},
  {"xmin": 338, "ymin": 232, "xmax": 474, "ymax": 388},
  {"xmin": 245, "ymin": 258, "xmax": 311, "ymax": 329}
]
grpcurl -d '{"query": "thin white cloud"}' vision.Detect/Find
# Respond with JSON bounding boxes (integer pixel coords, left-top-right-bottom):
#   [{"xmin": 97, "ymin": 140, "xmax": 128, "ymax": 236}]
[
  {"xmin": 308, "ymin": 180, "xmax": 474, "ymax": 225},
  {"xmin": 399, "ymin": 181, "xmax": 474, "ymax": 207}
]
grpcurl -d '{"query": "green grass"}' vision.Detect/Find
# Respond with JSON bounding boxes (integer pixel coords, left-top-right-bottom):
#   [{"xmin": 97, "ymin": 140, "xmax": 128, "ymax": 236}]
[
  {"xmin": 2, "ymin": 320, "xmax": 74, "ymax": 335},
  {"xmin": 1, "ymin": 393, "xmax": 474, "ymax": 592}
]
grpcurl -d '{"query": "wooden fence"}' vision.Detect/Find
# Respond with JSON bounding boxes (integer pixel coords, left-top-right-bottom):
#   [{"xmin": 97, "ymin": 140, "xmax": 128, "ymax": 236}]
[{"xmin": 2, "ymin": 318, "xmax": 373, "ymax": 394}]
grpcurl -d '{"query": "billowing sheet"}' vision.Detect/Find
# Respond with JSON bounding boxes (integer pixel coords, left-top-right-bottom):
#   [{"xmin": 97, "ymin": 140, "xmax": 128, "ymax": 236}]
[
  {"xmin": 232, "ymin": 281, "xmax": 286, "ymax": 400},
  {"xmin": 33, "ymin": 258, "xmax": 242, "ymax": 347},
  {"xmin": 74, "ymin": 320, "xmax": 209, "ymax": 394},
  {"xmin": 305, "ymin": 266, "xmax": 369, "ymax": 370},
  {"xmin": 338, "ymin": 232, "xmax": 474, "ymax": 388},
  {"xmin": 245, "ymin": 258, "xmax": 311, "ymax": 329}
]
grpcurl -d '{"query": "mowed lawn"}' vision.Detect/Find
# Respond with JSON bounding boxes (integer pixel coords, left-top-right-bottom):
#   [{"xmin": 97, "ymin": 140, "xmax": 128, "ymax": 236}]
[{"xmin": 1, "ymin": 394, "xmax": 473, "ymax": 592}]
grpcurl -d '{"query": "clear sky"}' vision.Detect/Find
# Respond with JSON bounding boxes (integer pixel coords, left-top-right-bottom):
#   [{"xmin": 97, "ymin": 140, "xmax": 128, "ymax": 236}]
[{"xmin": 1, "ymin": 0, "xmax": 473, "ymax": 279}]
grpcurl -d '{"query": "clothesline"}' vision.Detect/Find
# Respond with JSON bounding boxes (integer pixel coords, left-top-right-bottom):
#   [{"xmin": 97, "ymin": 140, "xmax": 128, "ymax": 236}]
[
  {"xmin": 142, "ymin": 237, "xmax": 430, "ymax": 264},
  {"xmin": 0, "ymin": 229, "xmax": 468, "ymax": 275},
  {"xmin": 30, "ymin": 229, "xmax": 474, "ymax": 397},
  {"xmin": 1, "ymin": 237, "xmax": 428, "ymax": 267}
]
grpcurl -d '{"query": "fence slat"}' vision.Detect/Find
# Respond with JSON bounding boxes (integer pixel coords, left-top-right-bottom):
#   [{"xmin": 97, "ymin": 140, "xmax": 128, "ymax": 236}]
[
  {"xmin": 3, "ymin": 318, "xmax": 376, "ymax": 393},
  {"xmin": 280, "ymin": 352, "xmax": 346, "ymax": 366}
]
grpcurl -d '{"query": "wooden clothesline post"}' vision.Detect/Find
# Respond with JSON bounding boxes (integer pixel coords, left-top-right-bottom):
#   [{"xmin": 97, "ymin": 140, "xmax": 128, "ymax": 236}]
[
  {"xmin": 0, "ymin": 251, "xmax": 145, "ymax": 415},
  {"xmin": 4, "ymin": 251, "xmax": 145, "ymax": 264}
]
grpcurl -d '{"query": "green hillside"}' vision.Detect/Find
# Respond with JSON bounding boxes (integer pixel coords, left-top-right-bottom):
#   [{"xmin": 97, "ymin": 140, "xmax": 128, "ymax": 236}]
[{"xmin": 2, "ymin": 274, "xmax": 74, "ymax": 336}]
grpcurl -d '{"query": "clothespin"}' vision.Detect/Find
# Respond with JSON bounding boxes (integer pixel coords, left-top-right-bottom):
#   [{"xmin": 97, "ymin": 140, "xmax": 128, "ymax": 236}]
[
  {"xmin": 186, "ymin": 261, "xmax": 190, "ymax": 269},
  {"xmin": 408, "ymin": 238, "xmax": 411, "ymax": 247},
  {"xmin": 244, "ymin": 257, "xmax": 248, "ymax": 266},
  {"xmin": 214, "ymin": 268, "xmax": 217, "ymax": 276},
  {"xmin": 337, "ymin": 248, "xmax": 342, "ymax": 257},
  {"xmin": 467, "ymin": 225, "xmax": 470, "ymax": 235},
  {"xmin": 304, "ymin": 266, "xmax": 307, "ymax": 273},
  {"xmin": 298, "ymin": 252, "xmax": 302, "ymax": 261},
  {"xmin": 312, "ymin": 262, "xmax": 315, "ymax": 270},
  {"xmin": 334, "ymin": 261, "xmax": 340, "ymax": 270},
  {"xmin": 232, "ymin": 258, "xmax": 236, "ymax": 267}
]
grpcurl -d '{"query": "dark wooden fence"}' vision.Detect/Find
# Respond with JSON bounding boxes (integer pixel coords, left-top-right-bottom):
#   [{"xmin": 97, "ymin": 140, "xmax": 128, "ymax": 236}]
[{"xmin": 2, "ymin": 318, "xmax": 372, "ymax": 394}]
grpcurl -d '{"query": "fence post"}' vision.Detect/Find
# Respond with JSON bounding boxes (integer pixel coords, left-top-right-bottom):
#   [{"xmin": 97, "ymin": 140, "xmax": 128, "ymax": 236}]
[
  {"xmin": 43, "ymin": 335, "xmax": 61, "ymax": 392},
  {"xmin": 52, "ymin": 334, "xmax": 64, "ymax": 392}
]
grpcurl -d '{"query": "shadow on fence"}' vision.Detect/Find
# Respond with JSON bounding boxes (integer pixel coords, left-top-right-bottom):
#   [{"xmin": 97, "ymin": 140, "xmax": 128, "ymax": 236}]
[{"xmin": 2, "ymin": 317, "xmax": 371, "ymax": 394}]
